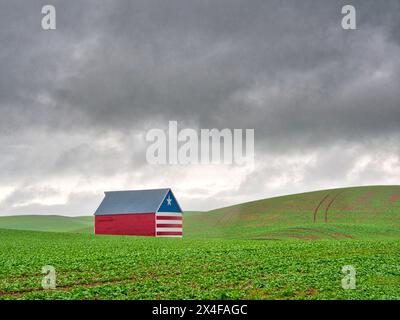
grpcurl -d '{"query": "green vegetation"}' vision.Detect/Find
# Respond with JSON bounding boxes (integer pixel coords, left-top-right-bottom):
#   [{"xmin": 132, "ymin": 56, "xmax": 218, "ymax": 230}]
[
  {"xmin": 185, "ymin": 185, "xmax": 400, "ymax": 239},
  {"xmin": 0, "ymin": 229, "xmax": 399, "ymax": 300},
  {"xmin": 0, "ymin": 185, "xmax": 399, "ymax": 300},
  {"xmin": 0, "ymin": 215, "xmax": 92, "ymax": 233}
]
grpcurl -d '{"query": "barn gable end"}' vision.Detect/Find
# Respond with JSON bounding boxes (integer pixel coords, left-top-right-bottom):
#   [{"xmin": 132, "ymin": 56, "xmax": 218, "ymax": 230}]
[
  {"xmin": 155, "ymin": 190, "xmax": 183, "ymax": 237},
  {"xmin": 157, "ymin": 189, "xmax": 182, "ymax": 213}
]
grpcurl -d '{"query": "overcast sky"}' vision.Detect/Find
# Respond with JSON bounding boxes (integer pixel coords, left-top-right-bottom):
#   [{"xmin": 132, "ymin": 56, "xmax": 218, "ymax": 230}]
[{"xmin": 0, "ymin": 0, "xmax": 399, "ymax": 215}]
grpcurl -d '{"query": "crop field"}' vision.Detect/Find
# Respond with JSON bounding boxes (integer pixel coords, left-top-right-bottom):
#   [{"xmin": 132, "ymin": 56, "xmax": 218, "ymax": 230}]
[
  {"xmin": 0, "ymin": 229, "xmax": 399, "ymax": 300},
  {"xmin": 0, "ymin": 185, "xmax": 399, "ymax": 300}
]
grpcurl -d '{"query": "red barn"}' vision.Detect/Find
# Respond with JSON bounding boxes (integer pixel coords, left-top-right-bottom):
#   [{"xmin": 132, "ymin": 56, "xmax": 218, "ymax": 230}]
[{"xmin": 94, "ymin": 188, "xmax": 183, "ymax": 237}]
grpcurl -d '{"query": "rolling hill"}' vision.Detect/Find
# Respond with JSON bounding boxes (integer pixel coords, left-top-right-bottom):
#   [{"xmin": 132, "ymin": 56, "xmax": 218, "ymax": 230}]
[
  {"xmin": 1, "ymin": 185, "xmax": 399, "ymax": 240},
  {"xmin": 183, "ymin": 185, "xmax": 400, "ymax": 240},
  {"xmin": 0, "ymin": 215, "xmax": 93, "ymax": 233}
]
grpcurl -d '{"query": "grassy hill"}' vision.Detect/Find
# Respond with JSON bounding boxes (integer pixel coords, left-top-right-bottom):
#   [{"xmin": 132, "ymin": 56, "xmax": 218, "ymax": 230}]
[
  {"xmin": 184, "ymin": 185, "xmax": 400, "ymax": 240},
  {"xmin": 0, "ymin": 185, "xmax": 399, "ymax": 240},
  {"xmin": 0, "ymin": 215, "xmax": 93, "ymax": 233}
]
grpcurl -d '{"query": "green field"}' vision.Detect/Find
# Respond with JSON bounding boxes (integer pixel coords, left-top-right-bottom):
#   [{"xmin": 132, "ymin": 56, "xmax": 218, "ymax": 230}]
[
  {"xmin": 0, "ymin": 215, "xmax": 93, "ymax": 233},
  {"xmin": 0, "ymin": 185, "xmax": 399, "ymax": 300}
]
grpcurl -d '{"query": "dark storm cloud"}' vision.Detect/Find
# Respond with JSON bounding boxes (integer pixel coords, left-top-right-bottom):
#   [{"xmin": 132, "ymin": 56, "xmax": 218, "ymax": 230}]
[
  {"xmin": 1, "ymin": 0, "xmax": 399, "ymax": 137},
  {"xmin": 0, "ymin": 0, "xmax": 399, "ymax": 213}
]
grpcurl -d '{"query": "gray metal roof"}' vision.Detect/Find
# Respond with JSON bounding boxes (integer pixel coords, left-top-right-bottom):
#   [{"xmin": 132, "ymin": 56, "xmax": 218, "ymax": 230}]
[{"xmin": 94, "ymin": 188, "xmax": 170, "ymax": 215}]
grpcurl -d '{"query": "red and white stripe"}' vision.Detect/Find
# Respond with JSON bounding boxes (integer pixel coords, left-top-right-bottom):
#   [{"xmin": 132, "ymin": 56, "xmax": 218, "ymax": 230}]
[{"xmin": 156, "ymin": 212, "xmax": 182, "ymax": 237}]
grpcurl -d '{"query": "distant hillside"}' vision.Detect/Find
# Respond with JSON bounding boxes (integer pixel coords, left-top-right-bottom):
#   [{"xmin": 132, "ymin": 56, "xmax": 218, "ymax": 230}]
[
  {"xmin": 0, "ymin": 215, "xmax": 93, "ymax": 233},
  {"xmin": 184, "ymin": 185, "xmax": 400, "ymax": 240},
  {"xmin": 1, "ymin": 186, "xmax": 399, "ymax": 240}
]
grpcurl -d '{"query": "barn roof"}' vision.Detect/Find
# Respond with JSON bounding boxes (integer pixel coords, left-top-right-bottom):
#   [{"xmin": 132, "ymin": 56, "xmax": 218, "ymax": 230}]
[{"xmin": 94, "ymin": 188, "xmax": 181, "ymax": 215}]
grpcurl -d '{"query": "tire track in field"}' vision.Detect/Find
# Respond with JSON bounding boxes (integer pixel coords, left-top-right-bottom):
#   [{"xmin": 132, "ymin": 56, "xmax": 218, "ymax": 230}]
[
  {"xmin": 313, "ymin": 193, "xmax": 331, "ymax": 223},
  {"xmin": 324, "ymin": 191, "xmax": 344, "ymax": 223}
]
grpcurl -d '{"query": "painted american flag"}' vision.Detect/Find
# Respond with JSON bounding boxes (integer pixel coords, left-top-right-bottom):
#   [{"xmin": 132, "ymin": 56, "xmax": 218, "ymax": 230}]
[{"xmin": 156, "ymin": 212, "xmax": 183, "ymax": 237}]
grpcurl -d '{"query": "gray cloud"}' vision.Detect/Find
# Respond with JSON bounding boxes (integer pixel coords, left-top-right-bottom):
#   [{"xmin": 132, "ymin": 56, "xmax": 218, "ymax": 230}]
[{"xmin": 0, "ymin": 0, "xmax": 399, "ymax": 213}]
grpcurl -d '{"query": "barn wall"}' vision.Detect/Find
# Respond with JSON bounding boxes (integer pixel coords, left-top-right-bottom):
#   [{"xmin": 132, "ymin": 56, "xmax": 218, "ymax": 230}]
[{"xmin": 95, "ymin": 213, "xmax": 155, "ymax": 236}]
